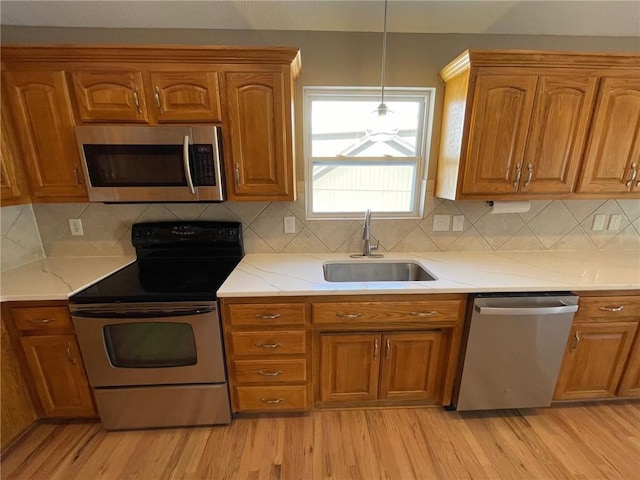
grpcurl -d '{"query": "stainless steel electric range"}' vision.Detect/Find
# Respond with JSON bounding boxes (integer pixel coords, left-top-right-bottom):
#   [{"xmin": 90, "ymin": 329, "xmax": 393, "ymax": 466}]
[{"xmin": 69, "ymin": 221, "xmax": 243, "ymax": 430}]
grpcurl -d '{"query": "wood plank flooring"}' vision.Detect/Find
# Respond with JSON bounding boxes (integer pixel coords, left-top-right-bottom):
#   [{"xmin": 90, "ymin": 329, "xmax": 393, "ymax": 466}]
[{"xmin": 2, "ymin": 401, "xmax": 639, "ymax": 480}]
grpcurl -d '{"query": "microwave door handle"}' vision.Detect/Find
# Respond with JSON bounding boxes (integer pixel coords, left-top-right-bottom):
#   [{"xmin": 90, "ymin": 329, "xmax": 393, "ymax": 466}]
[{"xmin": 183, "ymin": 135, "xmax": 196, "ymax": 195}]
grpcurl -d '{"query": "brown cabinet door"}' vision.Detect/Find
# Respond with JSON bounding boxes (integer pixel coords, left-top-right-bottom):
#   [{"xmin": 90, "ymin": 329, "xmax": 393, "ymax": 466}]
[
  {"xmin": 224, "ymin": 68, "xmax": 294, "ymax": 201},
  {"xmin": 3, "ymin": 71, "xmax": 87, "ymax": 200},
  {"xmin": 20, "ymin": 335, "xmax": 95, "ymax": 417},
  {"xmin": 462, "ymin": 74, "xmax": 538, "ymax": 195},
  {"xmin": 70, "ymin": 71, "xmax": 148, "ymax": 123},
  {"xmin": 0, "ymin": 104, "xmax": 30, "ymax": 205},
  {"xmin": 554, "ymin": 322, "xmax": 638, "ymax": 400},
  {"xmin": 618, "ymin": 330, "xmax": 640, "ymax": 397},
  {"xmin": 147, "ymin": 71, "xmax": 222, "ymax": 123},
  {"xmin": 577, "ymin": 77, "xmax": 640, "ymax": 194},
  {"xmin": 319, "ymin": 333, "xmax": 380, "ymax": 403},
  {"xmin": 378, "ymin": 331, "xmax": 445, "ymax": 402},
  {"xmin": 522, "ymin": 75, "xmax": 598, "ymax": 194}
]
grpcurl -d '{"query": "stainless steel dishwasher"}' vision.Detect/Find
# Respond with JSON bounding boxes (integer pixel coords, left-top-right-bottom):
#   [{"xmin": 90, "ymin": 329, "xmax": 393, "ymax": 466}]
[{"xmin": 454, "ymin": 293, "xmax": 579, "ymax": 411}]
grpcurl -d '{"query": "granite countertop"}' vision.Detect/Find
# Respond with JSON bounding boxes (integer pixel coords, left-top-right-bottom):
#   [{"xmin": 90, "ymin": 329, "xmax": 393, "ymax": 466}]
[
  {"xmin": 217, "ymin": 250, "xmax": 640, "ymax": 297},
  {"xmin": 0, "ymin": 256, "xmax": 135, "ymax": 302}
]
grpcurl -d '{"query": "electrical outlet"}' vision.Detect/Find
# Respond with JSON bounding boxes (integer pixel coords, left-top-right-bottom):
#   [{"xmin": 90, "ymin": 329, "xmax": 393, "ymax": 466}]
[
  {"xmin": 592, "ymin": 214, "xmax": 606, "ymax": 231},
  {"xmin": 69, "ymin": 218, "xmax": 84, "ymax": 236},
  {"xmin": 284, "ymin": 216, "xmax": 296, "ymax": 234},
  {"xmin": 608, "ymin": 214, "xmax": 622, "ymax": 231},
  {"xmin": 433, "ymin": 214, "xmax": 451, "ymax": 232},
  {"xmin": 452, "ymin": 215, "xmax": 464, "ymax": 232}
]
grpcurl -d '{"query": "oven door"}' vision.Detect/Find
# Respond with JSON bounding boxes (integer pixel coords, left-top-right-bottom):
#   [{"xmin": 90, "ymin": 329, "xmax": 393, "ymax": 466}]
[{"xmin": 70, "ymin": 302, "xmax": 226, "ymax": 387}]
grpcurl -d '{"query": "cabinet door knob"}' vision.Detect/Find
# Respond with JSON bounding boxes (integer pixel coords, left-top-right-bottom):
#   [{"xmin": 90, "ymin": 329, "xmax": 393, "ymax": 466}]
[
  {"xmin": 626, "ymin": 163, "xmax": 637, "ymax": 188},
  {"xmin": 570, "ymin": 331, "xmax": 580, "ymax": 351},
  {"xmin": 513, "ymin": 163, "xmax": 522, "ymax": 189},
  {"xmin": 385, "ymin": 338, "xmax": 391, "ymax": 359},
  {"xmin": 373, "ymin": 338, "xmax": 379, "ymax": 360},
  {"xmin": 234, "ymin": 163, "xmax": 241, "ymax": 186},
  {"xmin": 66, "ymin": 343, "xmax": 78, "ymax": 365},
  {"xmin": 524, "ymin": 163, "xmax": 533, "ymax": 187},
  {"xmin": 132, "ymin": 86, "xmax": 142, "ymax": 114},
  {"xmin": 154, "ymin": 86, "xmax": 163, "ymax": 113}
]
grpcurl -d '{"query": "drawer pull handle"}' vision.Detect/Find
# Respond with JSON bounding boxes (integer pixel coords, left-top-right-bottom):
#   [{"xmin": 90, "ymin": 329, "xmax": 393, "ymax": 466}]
[
  {"xmin": 600, "ymin": 306, "xmax": 624, "ymax": 312},
  {"xmin": 255, "ymin": 342, "xmax": 281, "ymax": 349},
  {"xmin": 260, "ymin": 397, "xmax": 285, "ymax": 404},
  {"xmin": 66, "ymin": 343, "xmax": 77, "ymax": 365},
  {"xmin": 29, "ymin": 318, "xmax": 53, "ymax": 324},
  {"xmin": 254, "ymin": 313, "xmax": 281, "ymax": 320},
  {"xmin": 410, "ymin": 311, "xmax": 437, "ymax": 317},
  {"xmin": 336, "ymin": 312, "xmax": 363, "ymax": 319},
  {"xmin": 258, "ymin": 370, "xmax": 283, "ymax": 376}
]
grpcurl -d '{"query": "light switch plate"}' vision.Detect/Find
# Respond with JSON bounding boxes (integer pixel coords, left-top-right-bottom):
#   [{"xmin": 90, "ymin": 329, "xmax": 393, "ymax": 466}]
[
  {"xmin": 433, "ymin": 214, "xmax": 451, "ymax": 232},
  {"xmin": 69, "ymin": 218, "xmax": 84, "ymax": 236},
  {"xmin": 608, "ymin": 214, "xmax": 622, "ymax": 231},
  {"xmin": 592, "ymin": 214, "xmax": 606, "ymax": 231},
  {"xmin": 284, "ymin": 216, "xmax": 296, "ymax": 234}
]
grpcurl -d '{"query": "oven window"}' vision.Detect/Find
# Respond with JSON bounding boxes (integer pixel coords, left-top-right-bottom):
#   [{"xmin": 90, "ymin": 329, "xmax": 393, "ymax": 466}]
[
  {"xmin": 84, "ymin": 145, "xmax": 187, "ymax": 187},
  {"xmin": 103, "ymin": 322, "xmax": 197, "ymax": 368}
]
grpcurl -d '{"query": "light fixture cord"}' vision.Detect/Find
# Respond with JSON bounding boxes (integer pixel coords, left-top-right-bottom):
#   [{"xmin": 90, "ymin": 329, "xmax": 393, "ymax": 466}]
[{"xmin": 379, "ymin": 0, "xmax": 388, "ymax": 109}]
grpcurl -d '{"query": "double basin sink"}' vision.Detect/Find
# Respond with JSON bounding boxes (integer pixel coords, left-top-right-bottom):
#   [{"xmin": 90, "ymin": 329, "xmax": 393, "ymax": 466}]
[{"xmin": 323, "ymin": 260, "xmax": 437, "ymax": 283}]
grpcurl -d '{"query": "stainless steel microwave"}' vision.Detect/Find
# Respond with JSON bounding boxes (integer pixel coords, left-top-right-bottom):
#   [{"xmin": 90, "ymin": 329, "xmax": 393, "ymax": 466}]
[{"xmin": 75, "ymin": 125, "xmax": 224, "ymax": 202}]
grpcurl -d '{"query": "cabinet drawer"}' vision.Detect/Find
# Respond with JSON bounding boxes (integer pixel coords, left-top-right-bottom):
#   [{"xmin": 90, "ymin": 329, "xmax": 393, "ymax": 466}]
[
  {"xmin": 11, "ymin": 306, "xmax": 74, "ymax": 332},
  {"xmin": 236, "ymin": 385, "xmax": 307, "ymax": 411},
  {"xmin": 230, "ymin": 331, "xmax": 306, "ymax": 356},
  {"xmin": 575, "ymin": 297, "xmax": 640, "ymax": 322},
  {"xmin": 313, "ymin": 301, "xmax": 461, "ymax": 326},
  {"xmin": 233, "ymin": 358, "xmax": 307, "ymax": 384},
  {"xmin": 228, "ymin": 303, "xmax": 306, "ymax": 327}
]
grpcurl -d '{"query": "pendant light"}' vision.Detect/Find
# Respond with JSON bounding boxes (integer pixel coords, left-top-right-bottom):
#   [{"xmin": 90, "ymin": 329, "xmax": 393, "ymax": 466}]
[{"xmin": 365, "ymin": 0, "xmax": 398, "ymax": 142}]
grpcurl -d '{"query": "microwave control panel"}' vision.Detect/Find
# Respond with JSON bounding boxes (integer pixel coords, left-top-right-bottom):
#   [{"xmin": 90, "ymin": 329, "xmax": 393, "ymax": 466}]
[{"xmin": 193, "ymin": 145, "xmax": 217, "ymax": 186}]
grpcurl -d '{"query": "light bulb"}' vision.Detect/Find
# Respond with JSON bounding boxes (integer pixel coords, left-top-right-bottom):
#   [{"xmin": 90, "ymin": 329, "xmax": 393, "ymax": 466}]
[{"xmin": 365, "ymin": 103, "xmax": 398, "ymax": 142}]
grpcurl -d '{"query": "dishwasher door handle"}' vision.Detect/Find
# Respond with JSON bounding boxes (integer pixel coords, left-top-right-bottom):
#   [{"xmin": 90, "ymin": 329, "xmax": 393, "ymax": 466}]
[{"xmin": 474, "ymin": 304, "xmax": 579, "ymax": 316}]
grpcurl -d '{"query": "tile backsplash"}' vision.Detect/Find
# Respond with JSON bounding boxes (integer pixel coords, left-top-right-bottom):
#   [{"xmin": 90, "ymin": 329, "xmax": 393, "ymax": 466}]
[
  {"xmin": 1, "ymin": 204, "xmax": 45, "ymax": 272},
  {"xmin": 20, "ymin": 188, "xmax": 640, "ymax": 260}
]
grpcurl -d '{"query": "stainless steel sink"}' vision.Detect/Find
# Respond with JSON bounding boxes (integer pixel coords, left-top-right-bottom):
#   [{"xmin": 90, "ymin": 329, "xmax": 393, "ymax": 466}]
[{"xmin": 323, "ymin": 261, "xmax": 437, "ymax": 282}]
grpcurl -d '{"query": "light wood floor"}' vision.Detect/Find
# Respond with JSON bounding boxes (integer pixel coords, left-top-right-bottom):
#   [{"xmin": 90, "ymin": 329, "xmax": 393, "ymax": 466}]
[{"xmin": 2, "ymin": 401, "xmax": 639, "ymax": 480}]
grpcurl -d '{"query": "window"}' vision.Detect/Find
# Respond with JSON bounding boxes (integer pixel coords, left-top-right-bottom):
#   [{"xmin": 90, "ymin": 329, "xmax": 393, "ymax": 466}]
[{"xmin": 304, "ymin": 87, "xmax": 435, "ymax": 219}]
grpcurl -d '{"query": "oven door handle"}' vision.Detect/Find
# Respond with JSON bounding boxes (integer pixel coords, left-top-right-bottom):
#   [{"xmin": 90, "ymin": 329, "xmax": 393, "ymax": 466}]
[{"xmin": 71, "ymin": 307, "xmax": 215, "ymax": 318}]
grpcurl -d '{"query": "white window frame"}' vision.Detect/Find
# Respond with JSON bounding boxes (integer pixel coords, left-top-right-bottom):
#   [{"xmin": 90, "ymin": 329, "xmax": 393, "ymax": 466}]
[{"xmin": 304, "ymin": 86, "xmax": 435, "ymax": 220}]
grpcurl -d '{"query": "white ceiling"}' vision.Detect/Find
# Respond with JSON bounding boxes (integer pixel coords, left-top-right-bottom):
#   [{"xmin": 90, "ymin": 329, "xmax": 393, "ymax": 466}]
[{"xmin": 1, "ymin": 1, "xmax": 639, "ymax": 38}]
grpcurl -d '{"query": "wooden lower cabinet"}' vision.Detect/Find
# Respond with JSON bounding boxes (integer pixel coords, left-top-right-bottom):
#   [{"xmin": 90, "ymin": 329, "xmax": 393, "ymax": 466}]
[
  {"xmin": 20, "ymin": 335, "xmax": 95, "ymax": 417},
  {"xmin": 554, "ymin": 293, "xmax": 640, "ymax": 401},
  {"xmin": 319, "ymin": 331, "xmax": 448, "ymax": 405},
  {"xmin": 3, "ymin": 301, "xmax": 96, "ymax": 419}
]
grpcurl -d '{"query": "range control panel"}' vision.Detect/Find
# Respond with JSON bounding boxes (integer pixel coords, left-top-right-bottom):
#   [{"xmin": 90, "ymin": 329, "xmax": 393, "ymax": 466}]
[{"xmin": 132, "ymin": 221, "xmax": 242, "ymax": 247}]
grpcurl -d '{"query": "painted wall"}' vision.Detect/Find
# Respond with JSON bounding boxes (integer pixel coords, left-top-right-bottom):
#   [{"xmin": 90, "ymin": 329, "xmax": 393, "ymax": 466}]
[{"xmin": 1, "ymin": 27, "xmax": 638, "ymax": 261}]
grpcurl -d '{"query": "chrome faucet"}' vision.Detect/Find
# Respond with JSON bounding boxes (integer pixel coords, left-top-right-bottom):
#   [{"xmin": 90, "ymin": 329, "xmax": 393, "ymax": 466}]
[{"xmin": 351, "ymin": 209, "xmax": 383, "ymax": 258}]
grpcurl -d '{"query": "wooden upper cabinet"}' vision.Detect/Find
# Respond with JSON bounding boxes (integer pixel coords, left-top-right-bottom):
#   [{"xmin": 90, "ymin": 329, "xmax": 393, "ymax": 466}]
[
  {"xmin": 1, "ymin": 103, "xmax": 30, "ymax": 206},
  {"xmin": 436, "ymin": 50, "xmax": 640, "ymax": 200},
  {"xmin": 147, "ymin": 70, "xmax": 222, "ymax": 123},
  {"xmin": 521, "ymin": 75, "xmax": 598, "ymax": 194},
  {"xmin": 70, "ymin": 71, "xmax": 147, "ymax": 123},
  {"xmin": 224, "ymin": 67, "xmax": 295, "ymax": 201},
  {"xmin": 577, "ymin": 77, "xmax": 640, "ymax": 194},
  {"xmin": 462, "ymin": 74, "xmax": 537, "ymax": 195},
  {"xmin": 3, "ymin": 70, "xmax": 87, "ymax": 201}
]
